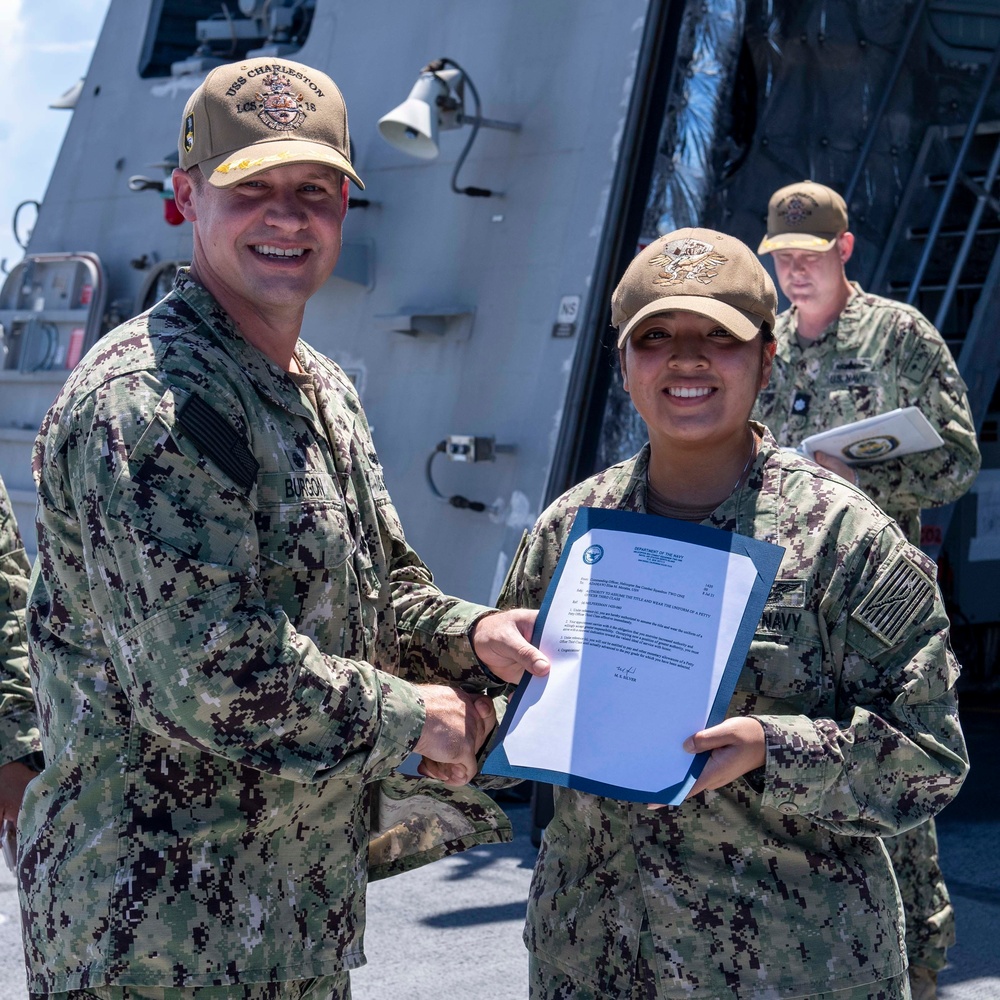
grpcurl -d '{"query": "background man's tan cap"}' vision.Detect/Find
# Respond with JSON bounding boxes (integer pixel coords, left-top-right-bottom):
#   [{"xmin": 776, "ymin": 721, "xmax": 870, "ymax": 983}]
[
  {"xmin": 612, "ymin": 228, "xmax": 777, "ymax": 347},
  {"xmin": 757, "ymin": 180, "xmax": 847, "ymax": 254},
  {"xmin": 179, "ymin": 57, "xmax": 363, "ymax": 189}
]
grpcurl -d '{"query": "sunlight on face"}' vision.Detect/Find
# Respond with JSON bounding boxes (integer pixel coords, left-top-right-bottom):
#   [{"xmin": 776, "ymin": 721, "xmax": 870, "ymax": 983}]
[{"xmin": 620, "ymin": 311, "xmax": 775, "ymax": 451}]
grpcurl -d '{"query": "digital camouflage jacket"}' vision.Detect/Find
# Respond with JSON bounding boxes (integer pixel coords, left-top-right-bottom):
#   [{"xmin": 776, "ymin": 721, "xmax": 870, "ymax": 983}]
[
  {"xmin": 754, "ymin": 283, "xmax": 980, "ymax": 544},
  {"xmin": 24, "ymin": 272, "xmax": 507, "ymax": 993},
  {"xmin": 499, "ymin": 429, "xmax": 968, "ymax": 999},
  {"xmin": 0, "ymin": 475, "xmax": 39, "ymax": 766}
]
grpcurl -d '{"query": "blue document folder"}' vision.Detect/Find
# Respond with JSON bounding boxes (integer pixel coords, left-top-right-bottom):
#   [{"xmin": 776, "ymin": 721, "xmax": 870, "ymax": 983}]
[{"xmin": 482, "ymin": 507, "xmax": 784, "ymax": 804}]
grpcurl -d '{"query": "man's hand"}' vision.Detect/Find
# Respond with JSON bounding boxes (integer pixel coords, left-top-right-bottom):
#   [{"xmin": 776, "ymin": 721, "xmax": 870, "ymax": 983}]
[
  {"xmin": 681, "ymin": 717, "xmax": 766, "ymax": 799},
  {"xmin": 413, "ymin": 685, "xmax": 497, "ymax": 786},
  {"xmin": 471, "ymin": 609, "xmax": 550, "ymax": 685},
  {"xmin": 812, "ymin": 450, "xmax": 859, "ymax": 486},
  {"xmin": 0, "ymin": 760, "xmax": 38, "ymax": 826}
]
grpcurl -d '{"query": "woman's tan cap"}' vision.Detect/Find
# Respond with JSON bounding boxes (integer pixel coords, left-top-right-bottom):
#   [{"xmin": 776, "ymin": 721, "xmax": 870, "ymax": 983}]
[
  {"xmin": 757, "ymin": 181, "xmax": 847, "ymax": 253},
  {"xmin": 178, "ymin": 57, "xmax": 363, "ymax": 189},
  {"xmin": 612, "ymin": 228, "xmax": 777, "ymax": 347}
]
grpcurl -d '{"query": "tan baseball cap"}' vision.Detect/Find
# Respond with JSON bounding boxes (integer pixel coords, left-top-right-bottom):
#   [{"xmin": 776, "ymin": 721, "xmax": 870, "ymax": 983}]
[
  {"xmin": 757, "ymin": 181, "xmax": 847, "ymax": 253},
  {"xmin": 612, "ymin": 228, "xmax": 777, "ymax": 347},
  {"xmin": 178, "ymin": 58, "xmax": 364, "ymax": 190}
]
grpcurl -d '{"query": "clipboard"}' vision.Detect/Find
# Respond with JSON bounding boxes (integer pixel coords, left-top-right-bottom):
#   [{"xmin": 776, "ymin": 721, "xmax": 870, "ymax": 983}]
[{"xmin": 799, "ymin": 406, "xmax": 944, "ymax": 465}]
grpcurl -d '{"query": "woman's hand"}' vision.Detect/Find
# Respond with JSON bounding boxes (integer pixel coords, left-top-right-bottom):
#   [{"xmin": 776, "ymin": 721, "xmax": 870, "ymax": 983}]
[{"xmin": 682, "ymin": 717, "xmax": 766, "ymax": 799}]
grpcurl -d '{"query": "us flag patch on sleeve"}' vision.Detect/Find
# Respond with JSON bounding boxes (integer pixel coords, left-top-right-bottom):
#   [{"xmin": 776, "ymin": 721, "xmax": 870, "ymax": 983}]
[{"xmin": 852, "ymin": 549, "xmax": 935, "ymax": 647}]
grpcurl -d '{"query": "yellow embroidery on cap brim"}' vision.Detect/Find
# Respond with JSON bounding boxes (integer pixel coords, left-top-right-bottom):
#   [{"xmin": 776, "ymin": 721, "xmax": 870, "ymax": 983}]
[{"xmin": 214, "ymin": 150, "xmax": 293, "ymax": 175}]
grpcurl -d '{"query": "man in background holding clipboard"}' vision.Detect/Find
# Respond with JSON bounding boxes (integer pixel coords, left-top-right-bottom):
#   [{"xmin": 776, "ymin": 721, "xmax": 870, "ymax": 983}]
[
  {"xmin": 497, "ymin": 228, "xmax": 968, "ymax": 1000},
  {"xmin": 754, "ymin": 180, "xmax": 979, "ymax": 545},
  {"xmin": 755, "ymin": 181, "xmax": 980, "ymax": 1000}
]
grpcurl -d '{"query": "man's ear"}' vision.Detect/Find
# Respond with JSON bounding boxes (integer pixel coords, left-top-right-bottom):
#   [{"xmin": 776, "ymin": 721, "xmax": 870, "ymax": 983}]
[
  {"xmin": 341, "ymin": 176, "xmax": 349, "ymax": 217},
  {"xmin": 172, "ymin": 168, "xmax": 198, "ymax": 222},
  {"xmin": 838, "ymin": 230, "xmax": 855, "ymax": 265},
  {"xmin": 618, "ymin": 347, "xmax": 630, "ymax": 392}
]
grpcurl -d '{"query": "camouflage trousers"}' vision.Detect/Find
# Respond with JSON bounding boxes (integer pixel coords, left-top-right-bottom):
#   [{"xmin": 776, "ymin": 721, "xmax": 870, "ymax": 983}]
[
  {"xmin": 32, "ymin": 975, "xmax": 350, "ymax": 1000},
  {"xmin": 530, "ymin": 955, "xmax": 910, "ymax": 1000},
  {"xmin": 529, "ymin": 919, "xmax": 910, "ymax": 1000},
  {"xmin": 884, "ymin": 817, "xmax": 955, "ymax": 971},
  {"xmin": 528, "ymin": 923, "xmax": 660, "ymax": 1000}
]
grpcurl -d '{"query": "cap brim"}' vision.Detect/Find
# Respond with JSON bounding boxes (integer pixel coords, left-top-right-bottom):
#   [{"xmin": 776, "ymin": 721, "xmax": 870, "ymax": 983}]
[
  {"xmin": 200, "ymin": 139, "xmax": 364, "ymax": 190},
  {"xmin": 756, "ymin": 232, "xmax": 838, "ymax": 254},
  {"xmin": 616, "ymin": 295, "xmax": 764, "ymax": 348}
]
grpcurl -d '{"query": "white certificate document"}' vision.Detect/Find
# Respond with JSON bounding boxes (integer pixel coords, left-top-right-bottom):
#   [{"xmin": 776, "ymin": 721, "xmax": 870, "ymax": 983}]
[{"xmin": 483, "ymin": 508, "xmax": 784, "ymax": 803}]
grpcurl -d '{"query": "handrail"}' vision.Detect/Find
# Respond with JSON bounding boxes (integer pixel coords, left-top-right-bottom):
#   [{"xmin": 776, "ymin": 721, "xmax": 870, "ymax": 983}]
[
  {"xmin": 933, "ymin": 128, "xmax": 1000, "ymax": 329},
  {"xmin": 956, "ymin": 236, "xmax": 1000, "ymax": 427},
  {"xmin": 868, "ymin": 124, "xmax": 941, "ymax": 292},
  {"xmin": 907, "ymin": 38, "xmax": 1000, "ymax": 302},
  {"xmin": 919, "ymin": 234, "xmax": 1000, "ymax": 561}
]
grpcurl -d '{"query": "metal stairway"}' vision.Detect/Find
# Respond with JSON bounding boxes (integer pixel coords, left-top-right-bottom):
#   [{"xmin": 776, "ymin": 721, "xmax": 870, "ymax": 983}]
[{"xmin": 847, "ymin": 8, "xmax": 1000, "ymax": 567}]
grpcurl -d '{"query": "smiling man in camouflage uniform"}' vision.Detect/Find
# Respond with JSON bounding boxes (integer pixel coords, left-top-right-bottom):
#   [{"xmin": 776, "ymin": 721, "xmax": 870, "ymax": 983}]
[
  {"xmin": 23, "ymin": 58, "xmax": 547, "ymax": 1000},
  {"xmin": 755, "ymin": 180, "xmax": 981, "ymax": 1000}
]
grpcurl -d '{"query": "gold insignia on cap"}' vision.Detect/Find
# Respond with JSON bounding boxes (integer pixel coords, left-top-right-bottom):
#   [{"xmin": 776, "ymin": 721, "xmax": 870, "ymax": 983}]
[
  {"xmin": 759, "ymin": 234, "xmax": 831, "ymax": 251},
  {"xmin": 214, "ymin": 150, "xmax": 293, "ymax": 175},
  {"xmin": 648, "ymin": 237, "xmax": 728, "ymax": 286}
]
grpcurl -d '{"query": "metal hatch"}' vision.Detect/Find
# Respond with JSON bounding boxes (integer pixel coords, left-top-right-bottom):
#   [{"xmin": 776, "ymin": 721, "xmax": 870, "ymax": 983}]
[{"xmin": 0, "ymin": 252, "xmax": 107, "ymax": 374}]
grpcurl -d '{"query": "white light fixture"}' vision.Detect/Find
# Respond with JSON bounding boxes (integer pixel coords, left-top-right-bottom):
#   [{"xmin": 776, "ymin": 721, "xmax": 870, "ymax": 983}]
[{"xmin": 377, "ymin": 58, "xmax": 519, "ymax": 197}]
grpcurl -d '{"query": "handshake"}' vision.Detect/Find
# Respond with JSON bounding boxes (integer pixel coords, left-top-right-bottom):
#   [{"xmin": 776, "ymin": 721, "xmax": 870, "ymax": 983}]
[
  {"xmin": 412, "ymin": 685, "xmax": 499, "ymax": 786},
  {"xmin": 414, "ymin": 608, "xmax": 549, "ymax": 786}
]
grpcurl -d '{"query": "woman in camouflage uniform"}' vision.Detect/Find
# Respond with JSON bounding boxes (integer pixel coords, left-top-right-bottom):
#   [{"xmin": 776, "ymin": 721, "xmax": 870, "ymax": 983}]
[{"xmin": 499, "ymin": 229, "xmax": 968, "ymax": 1000}]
